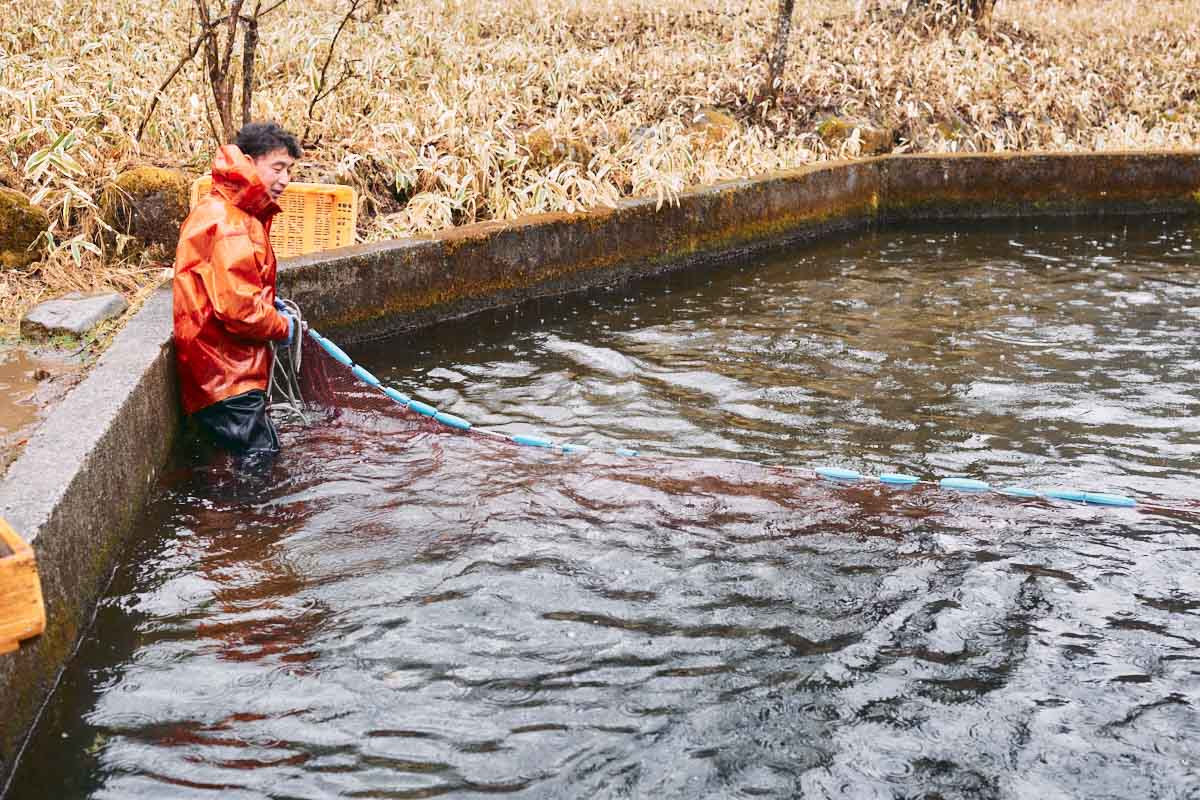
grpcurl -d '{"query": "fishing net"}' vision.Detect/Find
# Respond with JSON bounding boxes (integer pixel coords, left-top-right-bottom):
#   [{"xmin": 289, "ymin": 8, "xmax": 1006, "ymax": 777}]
[{"xmin": 297, "ymin": 332, "xmax": 341, "ymax": 419}]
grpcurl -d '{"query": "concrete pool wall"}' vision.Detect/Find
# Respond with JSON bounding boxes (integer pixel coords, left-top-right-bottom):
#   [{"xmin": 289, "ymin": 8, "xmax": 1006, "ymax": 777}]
[{"xmin": 1, "ymin": 150, "xmax": 1197, "ymax": 789}]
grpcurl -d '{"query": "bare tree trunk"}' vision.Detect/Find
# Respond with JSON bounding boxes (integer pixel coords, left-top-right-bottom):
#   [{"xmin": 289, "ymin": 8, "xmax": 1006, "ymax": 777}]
[
  {"xmin": 760, "ymin": 0, "xmax": 796, "ymax": 104},
  {"xmin": 139, "ymin": 0, "xmax": 286, "ymax": 144},
  {"xmin": 194, "ymin": 0, "xmax": 239, "ymax": 142},
  {"xmin": 219, "ymin": 0, "xmax": 246, "ymax": 140},
  {"xmin": 241, "ymin": 11, "xmax": 259, "ymax": 126}
]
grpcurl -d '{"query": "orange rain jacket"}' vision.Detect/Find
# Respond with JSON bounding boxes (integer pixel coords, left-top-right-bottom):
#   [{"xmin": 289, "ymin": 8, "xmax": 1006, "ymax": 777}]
[{"xmin": 173, "ymin": 145, "xmax": 290, "ymax": 415}]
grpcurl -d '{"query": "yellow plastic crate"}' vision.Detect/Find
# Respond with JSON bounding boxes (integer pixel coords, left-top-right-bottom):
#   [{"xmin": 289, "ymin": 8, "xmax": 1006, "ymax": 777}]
[
  {"xmin": 0, "ymin": 518, "xmax": 45, "ymax": 655},
  {"xmin": 189, "ymin": 176, "xmax": 357, "ymax": 258}
]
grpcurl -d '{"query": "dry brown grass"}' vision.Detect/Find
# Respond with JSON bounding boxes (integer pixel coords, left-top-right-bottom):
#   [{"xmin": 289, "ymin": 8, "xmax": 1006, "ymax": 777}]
[{"xmin": 2, "ymin": 0, "xmax": 1197, "ymax": 333}]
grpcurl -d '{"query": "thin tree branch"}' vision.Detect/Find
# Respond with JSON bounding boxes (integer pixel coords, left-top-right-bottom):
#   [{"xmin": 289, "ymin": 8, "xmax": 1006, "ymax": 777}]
[
  {"xmin": 200, "ymin": 61, "xmax": 222, "ymax": 145},
  {"xmin": 194, "ymin": 0, "xmax": 219, "ymax": 82},
  {"xmin": 253, "ymin": 0, "xmax": 288, "ymax": 19},
  {"xmin": 301, "ymin": 0, "xmax": 363, "ymax": 143},
  {"xmin": 316, "ymin": 62, "xmax": 359, "ymax": 104},
  {"xmin": 136, "ymin": 29, "xmax": 210, "ymax": 140}
]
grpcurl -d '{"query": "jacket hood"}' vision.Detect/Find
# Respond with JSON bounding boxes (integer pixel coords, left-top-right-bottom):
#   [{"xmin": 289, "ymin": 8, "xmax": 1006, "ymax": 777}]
[{"xmin": 210, "ymin": 144, "xmax": 282, "ymax": 220}]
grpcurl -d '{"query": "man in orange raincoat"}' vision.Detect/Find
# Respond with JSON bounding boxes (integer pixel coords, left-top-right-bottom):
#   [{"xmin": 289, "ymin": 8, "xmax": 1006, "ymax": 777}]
[{"xmin": 173, "ymin": 122, "xmax": 300, "ymax": 454}]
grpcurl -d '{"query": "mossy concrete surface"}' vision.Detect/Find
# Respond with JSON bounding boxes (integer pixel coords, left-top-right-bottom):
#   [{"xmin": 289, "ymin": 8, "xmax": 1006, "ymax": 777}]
[
  {"xmin": 880, "ymin": 151, "xmax": 1200, "ymax": 220},
  {"xmin": 282, "ymin": 151, "xmax": 1199, "ymax": 343},
  {"xmin": 1, "ymin": 151, "xmax": 1198, "ymax": 791},
  {"xmin": 282, "ymin": 159, "xmax": 882, "ymax": 340}
]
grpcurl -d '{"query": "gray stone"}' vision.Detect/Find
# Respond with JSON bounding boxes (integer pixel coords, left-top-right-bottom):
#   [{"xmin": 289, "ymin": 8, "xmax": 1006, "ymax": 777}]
[{"xmin": 20, "ymin": 292, "xmax": 129, "ymax": 340}]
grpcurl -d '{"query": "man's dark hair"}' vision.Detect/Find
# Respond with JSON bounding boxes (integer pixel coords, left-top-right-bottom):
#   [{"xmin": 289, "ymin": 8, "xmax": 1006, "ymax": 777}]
[{"xmin": 234, "ymin": 122, "xmax": 302, "ymax": 159}]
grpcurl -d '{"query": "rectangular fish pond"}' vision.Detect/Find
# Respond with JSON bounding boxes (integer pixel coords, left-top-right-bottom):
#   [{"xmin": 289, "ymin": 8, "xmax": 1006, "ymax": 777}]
[{"xmin": 8, "ymin": 215, "xmax": 1200, "ymax": 799}]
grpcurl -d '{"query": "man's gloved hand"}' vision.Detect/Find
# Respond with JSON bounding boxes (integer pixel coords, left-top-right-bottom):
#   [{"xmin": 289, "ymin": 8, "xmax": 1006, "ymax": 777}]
[
  {"xmin": 273, "ymin": 298, "xmax": 296, "ymax": 345},
  {"xmin": 274, "ymin": 297, "xmax": 299, "ymax": 346}
]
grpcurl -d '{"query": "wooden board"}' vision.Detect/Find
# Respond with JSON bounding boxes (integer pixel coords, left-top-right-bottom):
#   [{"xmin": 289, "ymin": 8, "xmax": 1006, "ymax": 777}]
[{"xmin": 0, "ymin": 518, "xmax": 45, "ymax": 654}]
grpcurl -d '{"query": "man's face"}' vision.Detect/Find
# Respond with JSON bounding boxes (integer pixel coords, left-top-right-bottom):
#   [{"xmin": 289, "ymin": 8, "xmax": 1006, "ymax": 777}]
[{"xmin": 252, "ymin": 147, "xmax": 296, "ymax": 200}]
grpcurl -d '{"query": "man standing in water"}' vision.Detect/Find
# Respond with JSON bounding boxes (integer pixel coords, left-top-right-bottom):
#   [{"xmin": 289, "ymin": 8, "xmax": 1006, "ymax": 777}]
[{"xmin": 173, "ymin": 122, "xmax": 301, "ymax": 454}]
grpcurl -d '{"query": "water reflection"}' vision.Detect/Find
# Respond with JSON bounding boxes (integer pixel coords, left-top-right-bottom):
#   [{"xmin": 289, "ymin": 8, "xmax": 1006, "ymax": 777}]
[{"xmin": 9, "ymin": 217, "xmax": 1200, "ymax": 799}]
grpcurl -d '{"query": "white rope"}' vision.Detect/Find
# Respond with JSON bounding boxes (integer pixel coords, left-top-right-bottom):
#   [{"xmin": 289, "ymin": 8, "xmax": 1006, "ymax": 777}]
[{"xmin": 267, "ymin": 298, "xmax": 310, "ymax": 426}]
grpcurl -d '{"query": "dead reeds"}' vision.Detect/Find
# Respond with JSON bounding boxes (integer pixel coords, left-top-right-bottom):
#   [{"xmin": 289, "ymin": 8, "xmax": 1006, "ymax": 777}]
[{"xmin": 1, "ymin": 0, "xmax": 1197, "ymax": 331}]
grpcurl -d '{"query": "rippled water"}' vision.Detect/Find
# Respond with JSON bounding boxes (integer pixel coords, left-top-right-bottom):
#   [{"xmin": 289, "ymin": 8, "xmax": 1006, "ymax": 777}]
[{"xmin": 11, "ymin": 217, "xmax": 1200, "ymax": 799}]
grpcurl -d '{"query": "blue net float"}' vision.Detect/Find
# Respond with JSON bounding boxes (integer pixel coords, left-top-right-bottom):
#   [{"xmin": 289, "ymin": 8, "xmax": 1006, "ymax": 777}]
[
  {"xmin": 1045, "ymin": 489, "xmax": 1087, "ymax": 503},
  {"xmin": 1083, "ymin": 492, "xmax": 1136, "ymax": 507},
  {"xmin": 383, "ymin": 387, "xmax": 411, "ymax": 405},
  {"xmin": 939, "ymin": 478, "xmax": 990, "ymax": 492},
  {"xmin": 351, "ymin": 365, "xmax": 380, "ymax": 387},
  {"xmin": 513, "ymin": 435, "xmax": 553, "ymax": 448},
  {"xmin": 310, "ymin": 328, "xmax": 1164, "ymax": 515},
  {"xmin": 998, "ymin": 486, "xmax": 1040, "ymax": 498},
  {"xmin": 406, "ymin": 400, "xmax": 438, "ymax": 417},
  {"xmin": 433, "ymin": 412, "xmax": 472, "ymax": 431},
  {"xmin": 317, "ymin": 336, "xmax": 354, "ymax": 367},
  {"xmin": 817, "ymin": 467, "xmax": 862, "ymax": 482}
]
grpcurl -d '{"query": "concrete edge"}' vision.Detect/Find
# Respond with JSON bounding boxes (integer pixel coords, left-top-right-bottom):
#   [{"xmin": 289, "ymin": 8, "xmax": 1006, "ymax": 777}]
[
  {"xmin": 1, "ymin": 150, "xmax": 1198, "ymax": 788},
  {"xmin": 0, "ymin": 285, "xmax": 178, "ymax": 786},
  {"xmin": 279, "ymin": 158, "xmax": 882, "ymax": 340}
]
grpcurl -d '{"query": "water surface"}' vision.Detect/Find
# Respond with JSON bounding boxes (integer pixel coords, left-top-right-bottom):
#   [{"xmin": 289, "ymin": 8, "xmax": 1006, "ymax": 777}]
[{"xmin": 11, "ymin": 217, "xmax": 1200, "ymax": 799}]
